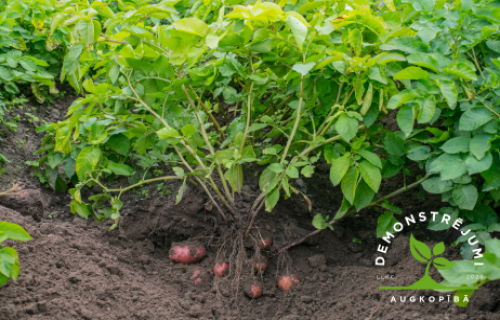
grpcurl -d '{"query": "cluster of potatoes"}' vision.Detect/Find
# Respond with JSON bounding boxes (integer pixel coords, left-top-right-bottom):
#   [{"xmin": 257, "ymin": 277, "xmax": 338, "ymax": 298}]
[{"xmin": 169, "ymin": 235, "xmax": 299, "ymax": 298}]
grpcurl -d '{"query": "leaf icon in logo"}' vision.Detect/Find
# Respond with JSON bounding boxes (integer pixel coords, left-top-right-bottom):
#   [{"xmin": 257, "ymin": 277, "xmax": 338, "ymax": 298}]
[
  {"xmin": 433, "ymin": 257, "xmax": 455, "ymax": 270},
  {"xmin": 410, "ymin": 234, "xmax": 431, "ymax": 263},
  {"xmin": 433, "ymin": 242, "xmax": 445, "ymax": 256}
]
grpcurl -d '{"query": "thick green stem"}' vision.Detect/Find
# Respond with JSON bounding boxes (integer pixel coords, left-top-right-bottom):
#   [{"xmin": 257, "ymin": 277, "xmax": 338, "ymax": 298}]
[
  {"xmin": 239, "ymin": 82, "xmax": 254, "ymax": 155},
  {"xmin": 280, "ymin": 77, "xmax": 304, "ymax": 165}
]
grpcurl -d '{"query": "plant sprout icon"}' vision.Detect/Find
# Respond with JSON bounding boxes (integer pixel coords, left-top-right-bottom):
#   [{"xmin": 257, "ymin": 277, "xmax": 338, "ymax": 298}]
[{"xmin": 380, "ymin": 234, "xmax": 478, "ymax": 291}]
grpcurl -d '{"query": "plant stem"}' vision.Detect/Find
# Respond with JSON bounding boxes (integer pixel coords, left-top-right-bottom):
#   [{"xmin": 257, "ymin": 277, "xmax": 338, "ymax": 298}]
[
  {"xmin": 125, "ymin": 72, "xmax": 230, "ymax": 221},
  {"xmin": 280, "ymin": 77, "xmax": 304, "ymax": 165},
  {"xmin": 183, "ymin": 87, "xmax": 234, "ymax": 206},
  {"xmin": 276, "ymin": 175, "xmax": 431, "ymax": 254},
  {"xmin": 183, "ymin": 85, "xmax": 226, "ymax": 141},
  {"xmin": 239, "ymin": 82, "xmax": 254, "ymax": 155},
  {"xmin": 94, "ymin": 176, "xmax": 183, "ymax": 194}
]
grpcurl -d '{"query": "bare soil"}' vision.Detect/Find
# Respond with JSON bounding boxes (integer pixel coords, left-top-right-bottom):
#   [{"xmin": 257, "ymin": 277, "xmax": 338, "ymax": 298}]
[{"xmin": 0, "ymin": 93, "xmax": 499, "ymax": 320}]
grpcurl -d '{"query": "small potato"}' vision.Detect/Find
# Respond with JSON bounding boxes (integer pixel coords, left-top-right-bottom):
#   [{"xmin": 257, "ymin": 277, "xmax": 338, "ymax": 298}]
[
  {"xmin": 169, "ymin": 243, "xmax": 206, "ymax": 264},
  {"xmin": 213, "ymin": 262, "xmax": 229, "ymax": 278},
  {"xmin": 249, "ymin": 258, "xmax": 267, "ymax": 273},
  {"xmin": 244, "ymin": 282, "xmax": 263, "ymax": 299},
  {"xmin": 258, "ymin": 237, "xmax": 273, "ymax": 250},
  {"xmin": 278, "ymin": 274, "xmax": 300, "ymax": 291},
  {"xmin": 192, "ymin": 269, "xmax": 210, "ymax": 288}
]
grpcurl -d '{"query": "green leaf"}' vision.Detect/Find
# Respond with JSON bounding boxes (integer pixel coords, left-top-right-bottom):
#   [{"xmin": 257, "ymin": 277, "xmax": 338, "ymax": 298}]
[
  {"xmin": 422, "ymin": 176, "xmax": 454, "ymax": 194},
  {"xmin": 358, "ymin": 160, "xmax": 381, "ymax": 193},
  {"xmin": 444, "ymin": 63, "xmax": 478, "ymax": 81},
  {"xmin": 285, "ymin": 15, "xmax": 308, "ymax": 50},
  {"xmin": 410, "ymin": 234, "xmax": 431, "ymax": 263},
  {"xmin": 470, "ymin": 134, "xmax": 491, "ymax": 160},
  {"xmin": 407, "ymin": 53, "xmax": 440, "ymax": 72},
  {"xmin": 76, "ymin": 147, "xmax": 102, "ymax": 181},
  {"xmin": 354, "ymin": 180, "xmax": 375, "ymax": 210},
  {"xmin": 459, "ymin": 108, "xmax": 494, "ymax": 131},
  {"xmin": 0, "ymin": 248, "xmax": 16, "ymax": 277},
  {"xmin": 76, "ymin": 19, "xmax": 95, "ymax": 46},
  {"xmin": 360, "ymin": 83, "xmax": 373, "ymax": 115},
  {"xmin": 428, "ymin": 153, "xmax": 460, "ymax": 174},
  {"xmin": 341, "ymin": 167, "xmax": 359, "ymax": 205},
  {"xmin": 409, "ymin": 0, "xmax": 435, "ymax": 11},
  {"xmin": 265, "ymin": 188, "xmax": 280, "ymax": 212},
  {"xmin": 268, "ymin": 163, "xmax": 285, "ymax": 173},
  {"xmin": 417, "ymin": 96, "xmax": 435, "ymax": 124},
  {"xmin": 107, "ymin": 163, "xmax": 135, "ymax": 176},
  {"xmin": 356, "ymin": 150, "xmax": 382, "ymax": 169},
  {"xmin": 481, "ymin": 154, "xmax": 500, "ymax": 189},
  {"xmin": 387, "ymin": 91, "xmax": 418, "ymax": 110},
  {"xmin": 106, "ymin": 134, "xmax": 131, "ymax": 156},
  {"xmin": 173, "ymin": 167, "xmax": 184, "ymax": 177},
  {"xmin": 175, "ymin": 179, "xmax": 187, "ymax": 205},
  {"xmin": 286, "ymin": 166, "xmax": 299, "ymax": 179},
  {"xmin": 292, "ymin": 62, "xmax": 315, "ymax": 76},
  {"xmin": 157, "ymin": 126, "xmax": 181, "ymax": 139},
  {"xmin": 393, "ymin": 66, "xmax": 429, "ymax": 80},
  {"xmin": 377, "ymin": 212, "xmax": 398, "ymax": 238},
  {"xmin": 441, "ymin": 136, "xmax": 471, "ymax": 154},
  {"xmin": 63, "ymin": 43, "xmax": 83, "ymax": 75},
  {"xmin": 181, "ymin": 124, "xmax": 196, "ymax": 137},
  {"xmin": 172, "ymin": 18, "xmax": 208, "ymax": 37},
  {"xmin": 436, "ymin": 79, "xmax": 458, "ymax": 109},
  {"xmin": 396, "ymin": 105, "xmax": 415, "ymax": 137},
  {"xmin": 452, "ymin": 184, "xmax": 478, "ymax": 210},
  {"xmin": 440, "ymin": 158, "xmax": 467, "ymax": 181},
  {"xmin": 466, "ymin": 152, "xmax": 492, "ymax": 175},
  {"xmin": 312, "ymin": 213, "xmax": 329, "ymax": 230},
  {"xmin": 384, "ymin": 133, "xmax": 405, "ymax": 156},
  {"xmin": 301, "ymin": 165, "xmax": 315, "ymax": 178},
  {"xmin": 330, "ymin": 157, "xmax": 350, "ymax": 186},
  {"xmin": 335, "ymin": 114, "xmax": 358, "ymax": 141},
  {"xmin": 0, "ymin": 222, "xmax": 32, "ymax": 242},
  {"xmin": 48, "ymin": 152, "xmax": 64, "ymax": 169}
]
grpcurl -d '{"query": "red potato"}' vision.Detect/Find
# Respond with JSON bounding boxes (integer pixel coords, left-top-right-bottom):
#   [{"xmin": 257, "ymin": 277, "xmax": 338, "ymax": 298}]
[
  {"xmin": 265, "ymin": 225, "xmax": 271, "ymax": 231},
  {"xmin": 258, "ymin": 237, "xmax": 273, "ymax": 250},
  {"xmin": 278, "ymin": 274, "xmax": 300, "ymax": 291},
  {"xmin": 169, "ymin": 243, "xmax": 206, "ymax": 264},
  {"xmin": 249, "ymin": 259, "xmax": 267, "ymax": 273},
  {"xmin": 213, "ymin": 262, "xmax": 229, "ymax": 278},
  {"xmin": 192, "ymin": 269, "xmax": 210, "ymax": 288},
  {"xmin": 244, "ymin": 282, "xmax": 263, "ymax": 299}
]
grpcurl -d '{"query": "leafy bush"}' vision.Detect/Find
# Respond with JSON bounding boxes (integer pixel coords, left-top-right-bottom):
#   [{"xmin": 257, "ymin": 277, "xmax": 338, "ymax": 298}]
[
  {"xmin": 31, "ymin": 0, "xmax": 499, "ymax": 252},
  {"xmin": 0, "ymin": 221, "xmax": 32, "ymax": 286}
]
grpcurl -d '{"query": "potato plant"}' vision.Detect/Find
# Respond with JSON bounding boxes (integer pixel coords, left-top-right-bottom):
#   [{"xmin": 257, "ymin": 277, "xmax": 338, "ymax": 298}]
[
  {"xmin": 32, "ymin": 0, "xmax": 500, "ymax": 267},
  {"xmin": 0, "ymin": 0, "xmax": 71, "ymax": 162}
]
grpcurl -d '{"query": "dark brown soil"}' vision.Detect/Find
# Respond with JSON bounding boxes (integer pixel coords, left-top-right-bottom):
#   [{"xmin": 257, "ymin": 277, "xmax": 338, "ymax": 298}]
[{"xmin": 0, "ymin": 94, "xmax": 499, "ymax": 320}]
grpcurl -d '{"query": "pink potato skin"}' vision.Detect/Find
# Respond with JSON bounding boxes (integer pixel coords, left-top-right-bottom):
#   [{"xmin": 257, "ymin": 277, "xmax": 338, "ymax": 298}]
[
  {"xmin": 245, "ymin": 284, "xmax": 263, "ymax": 298},
  {"xmin": 278, "ymin": 275, "xmax": 300, "ymax": 291},
  {"xmin": 258, "ymin": 237, "xmax": 273, "ymax": 250},
  {"xmin": 213, "ymin": 262, "xmax": 229, "ymax": 277},
  {"xmin": 169, "ymin": 245, "xmax": 206, "ymax": 264},
  {"xmin": 250, "ymin": 261, "xmax": 267, "ymax": 273}
]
